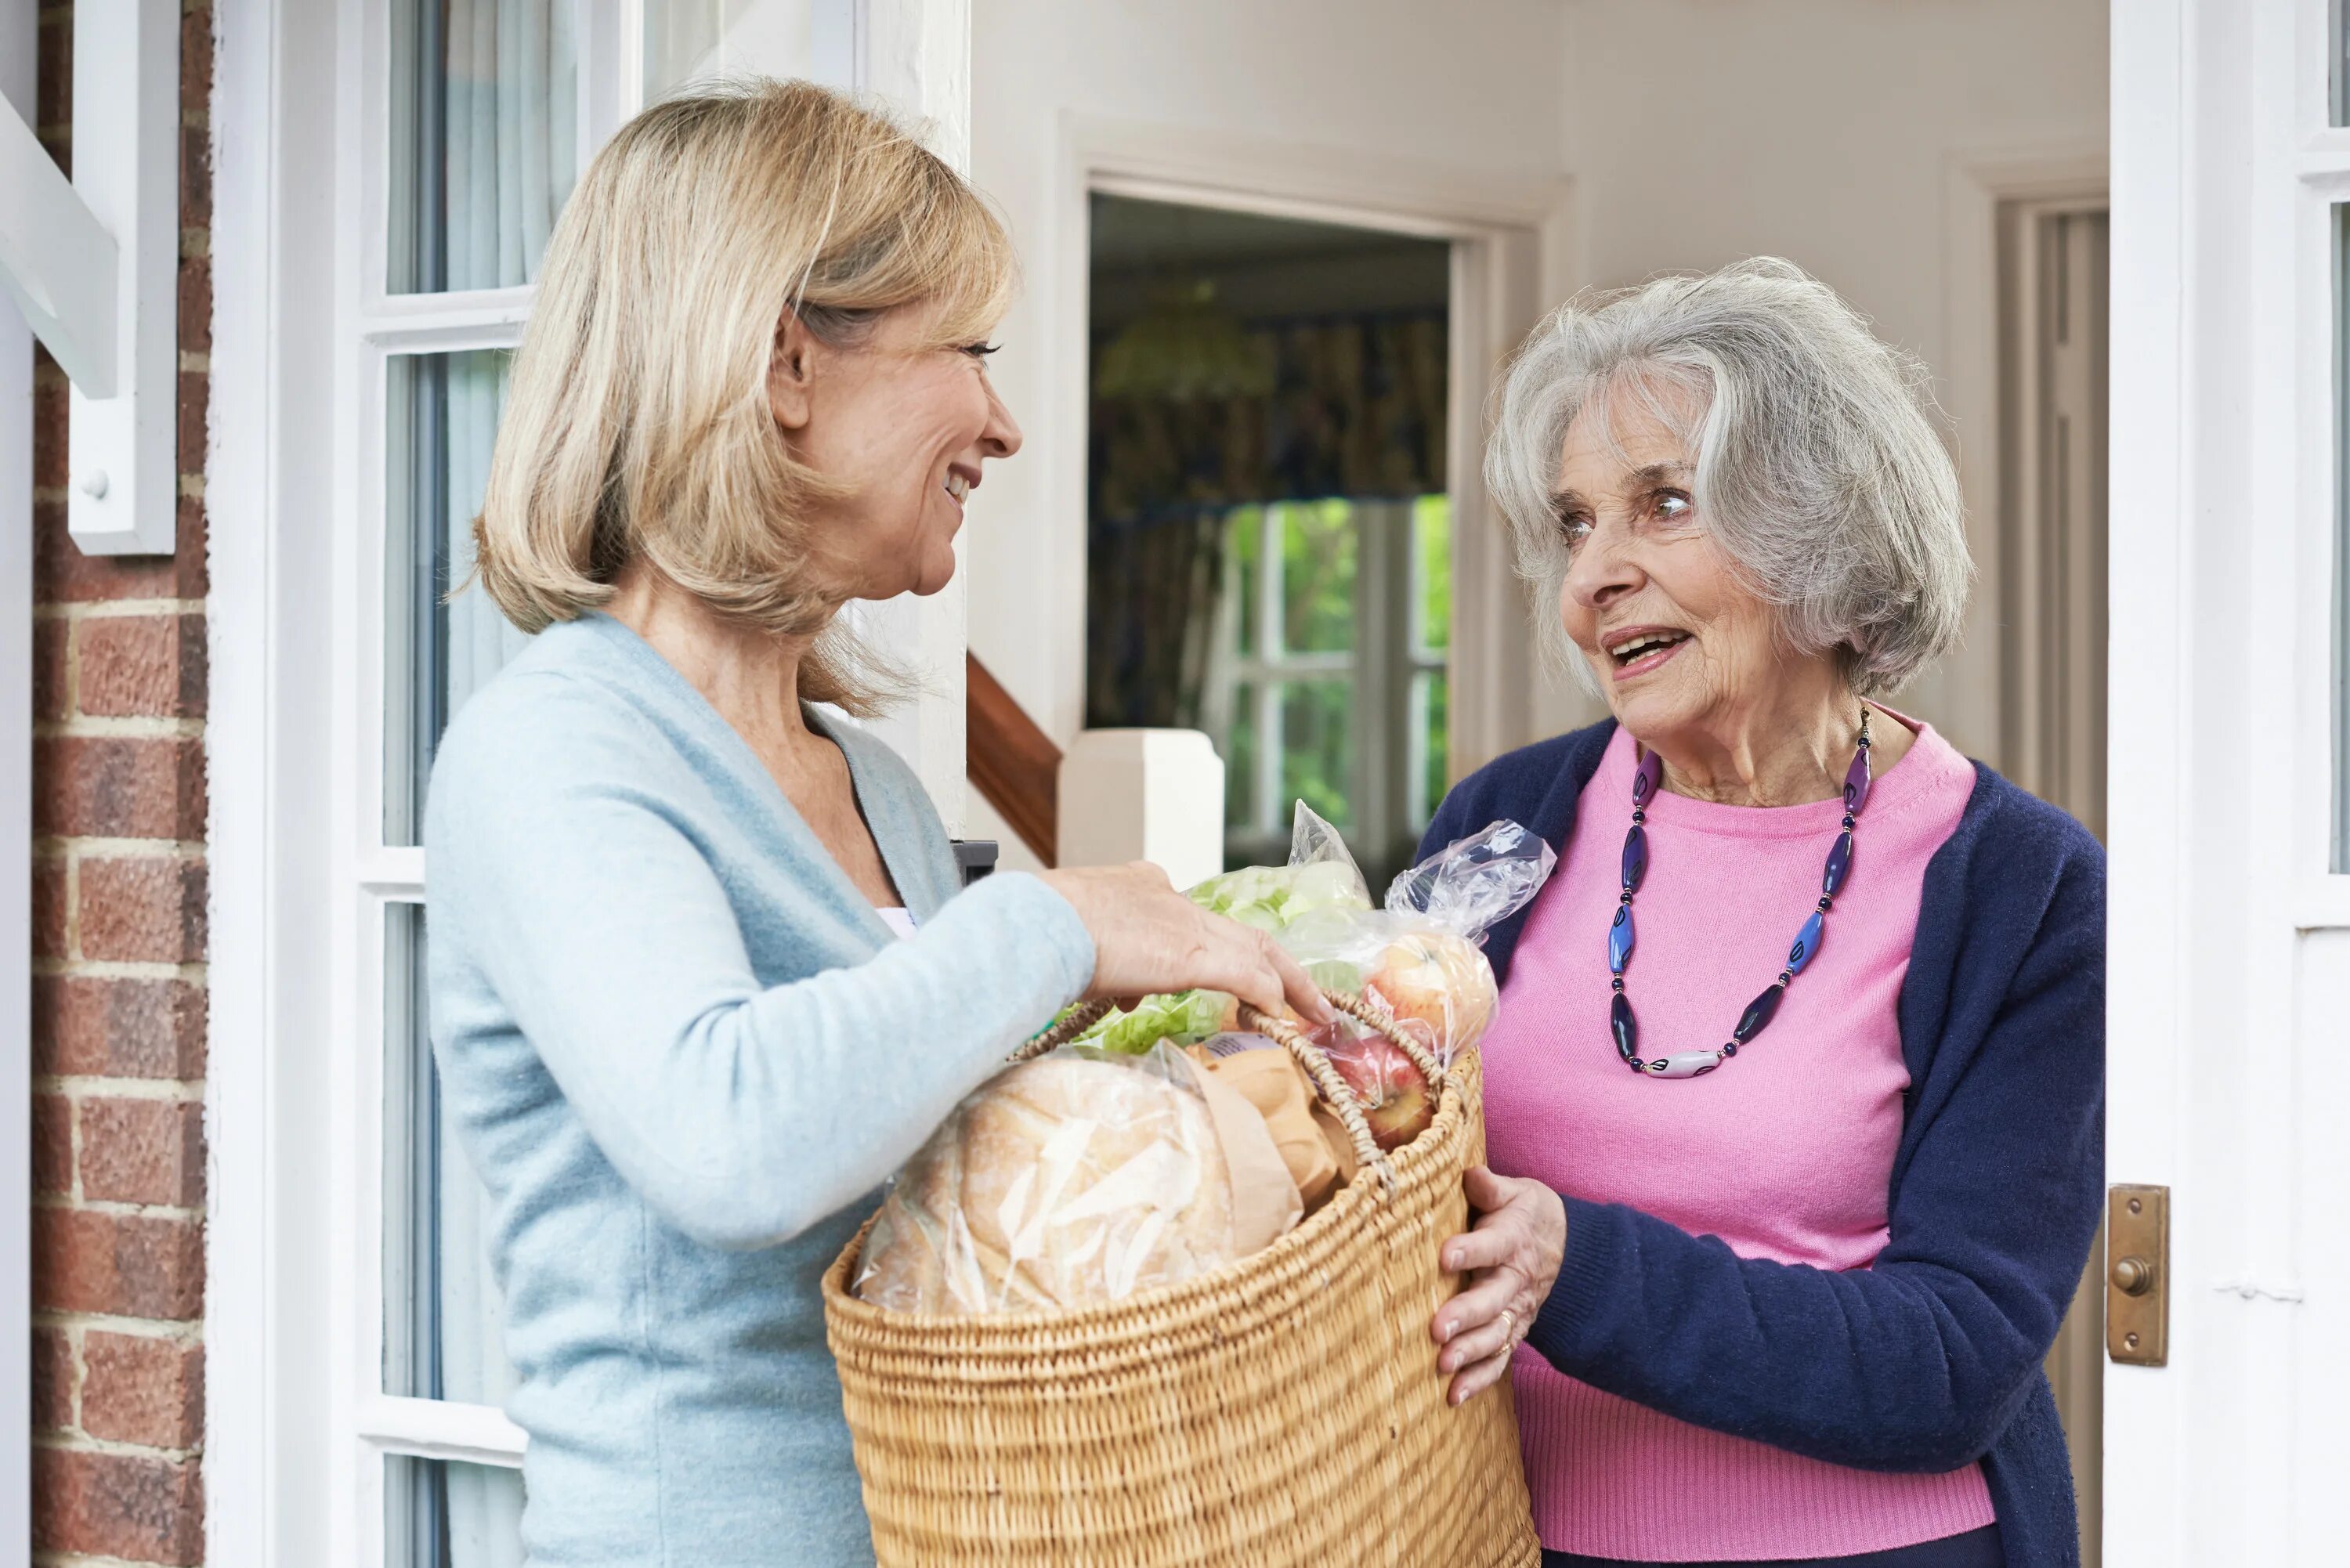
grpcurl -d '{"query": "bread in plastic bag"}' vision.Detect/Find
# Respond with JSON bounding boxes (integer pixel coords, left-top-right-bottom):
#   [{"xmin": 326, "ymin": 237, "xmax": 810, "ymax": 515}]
[{"xmin": 852, "ymin": 1045, "xmax": 1240, "ymax": 1316}]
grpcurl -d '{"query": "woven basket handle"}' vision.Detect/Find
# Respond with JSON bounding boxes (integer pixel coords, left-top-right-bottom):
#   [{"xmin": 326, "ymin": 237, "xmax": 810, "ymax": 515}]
[{"xmin": 1009, "ymin": 989, "xmax": 1464, "ymax": 1199}]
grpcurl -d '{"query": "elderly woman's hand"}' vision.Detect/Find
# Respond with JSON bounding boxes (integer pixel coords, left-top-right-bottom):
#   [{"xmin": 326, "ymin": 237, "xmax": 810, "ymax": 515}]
[{"xmin": 1432, "ymin": 1165, "xmax": 1567, "ymax": 1406}]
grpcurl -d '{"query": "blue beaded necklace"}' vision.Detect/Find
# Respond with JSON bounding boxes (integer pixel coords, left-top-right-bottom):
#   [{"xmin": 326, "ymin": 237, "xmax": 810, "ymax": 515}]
[{"xmin": 1607, "ymin": 707, "xmax": 1873, "ymax": 1079}]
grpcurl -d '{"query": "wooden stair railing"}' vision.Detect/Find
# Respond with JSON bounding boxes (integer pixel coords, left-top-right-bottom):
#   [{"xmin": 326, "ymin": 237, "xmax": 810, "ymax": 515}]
[{"xmin": 966, "ymin": 652, "xmax": 1059, "ymax": 865}]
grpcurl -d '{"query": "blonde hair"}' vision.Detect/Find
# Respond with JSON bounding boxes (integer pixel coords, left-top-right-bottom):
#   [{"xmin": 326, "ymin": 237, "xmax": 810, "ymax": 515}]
[{"xmin": 472, "ymin": 78, "xmax": 1016, "ymax": 711}]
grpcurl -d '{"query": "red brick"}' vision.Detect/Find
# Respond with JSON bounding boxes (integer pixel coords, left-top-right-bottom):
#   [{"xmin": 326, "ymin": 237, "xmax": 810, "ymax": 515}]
[
  {"xmin": 31, "ymin": 1327, "xmax": 77, "ymax": 1433},
  {"xmin": 34, "ymin": 496, "xmax": 209, "ymax": 603},
  {"xmin": 36, "ymin": 16, "xmax": 69, "ymax": 150},
  {"xmin": 81, "ymin": 1332, "xmax": 204, "ymax": 1450},
  {"xmin": 78, "ymin": 858, "xmax": 208, "ymax": 964},
  {"xmin": 175, "ymin": 368, "xmax": 208, "ymax": 476},
  {"xmin": 181, "ymin": 3, "xmax": 215, "ymax": 125},
  {"xmin": 34, "ymin": 735, "xmax": 206, "ymax": 839},
  {"xmin": 78, "ymin": 1098, "xmax": 204, "ymax": 1208},
  {"xmin": 33, "ymin": 1094, "xmax": 74, "ymax": 1196},
  {"xmin": 32, "ymin": 976, "xmax": 208, "ymax": 1080},
  {"xmin": 32, "ymin": 857, "xmax": 67, "ymax": 960},
  {"xmin": 32, "ymin": 1447, "xmax": 204, "ymax": 1566},
  {"xmin": 32, "ymin": 617, "xmax": 69, "ymax": 721},
  {"xmin": 178, "ymin": 250, "xmax": 211, "ymax": 356},
  {"xmin": 32, "ymin": 375, "xmax": 65, "ymax": 490},
  {"xmin": 33, "ymin": 1208, "xmax": 204, "ymax": 1321},
  {"xmin": 77, "ymin": 614, "xmax": 207, "ymax": 719}
]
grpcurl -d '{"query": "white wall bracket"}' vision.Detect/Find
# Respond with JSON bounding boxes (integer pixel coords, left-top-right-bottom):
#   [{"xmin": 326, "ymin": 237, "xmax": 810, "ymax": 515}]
[{"xmin": 0, "ymin": 0, "xmax": 179, "ymax": 554}]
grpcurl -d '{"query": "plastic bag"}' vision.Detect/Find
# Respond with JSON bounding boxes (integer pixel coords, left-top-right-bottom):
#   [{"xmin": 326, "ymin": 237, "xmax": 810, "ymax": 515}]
[
  {"xmin": 853, "ymin": 1043, "xmax": 1240, "ymax": 1315},
  {"xmin": 1054, "ymin": 803, "xmax": 1555, "ymax": 1149}
]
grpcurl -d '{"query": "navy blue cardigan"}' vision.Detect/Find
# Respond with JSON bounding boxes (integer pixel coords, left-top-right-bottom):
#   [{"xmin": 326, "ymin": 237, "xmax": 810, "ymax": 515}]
[{"xmin": 1422, "ymin": 721, "xmax": 2105, "ymax": 1568}]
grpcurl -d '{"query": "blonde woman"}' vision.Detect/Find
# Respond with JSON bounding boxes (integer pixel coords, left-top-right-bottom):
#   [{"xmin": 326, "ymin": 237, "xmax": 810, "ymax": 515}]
[{"xmin": 425, "ymin": 81, "xmax": 1329, "ymax": 1566}]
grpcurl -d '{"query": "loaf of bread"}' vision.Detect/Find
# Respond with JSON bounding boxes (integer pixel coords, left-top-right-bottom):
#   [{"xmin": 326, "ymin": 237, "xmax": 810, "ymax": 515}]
[{"xmin": 855, "ymin": 1053, "xmax": 1238, "ymax": 1315}]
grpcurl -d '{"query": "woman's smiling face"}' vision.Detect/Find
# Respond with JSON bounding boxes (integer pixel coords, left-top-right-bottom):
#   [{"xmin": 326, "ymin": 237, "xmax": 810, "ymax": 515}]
[
  {"xmin": 1552, "ymin": 382, "xmax": 1786, "ymax": 742},
  {"xmin": 773, "ymin": 298, "xmax": 1024, "ymax": 602}
]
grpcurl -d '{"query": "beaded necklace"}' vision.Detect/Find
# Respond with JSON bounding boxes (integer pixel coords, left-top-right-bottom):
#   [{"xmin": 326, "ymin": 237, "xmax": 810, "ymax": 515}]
[{"xmin": 1607, "ymin": 707, "xmax": 1873, "ymax": 1079}]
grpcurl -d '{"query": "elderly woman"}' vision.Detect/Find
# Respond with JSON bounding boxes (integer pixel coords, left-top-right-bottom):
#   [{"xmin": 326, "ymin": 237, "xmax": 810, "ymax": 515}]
[
  {"xmin": 423, "ymin": 81, "xmax": 1328, "ymax": 1568},
  {"xmin": 1423, "ymin": 261, "xmax": 2103, "ymax": 1568}
]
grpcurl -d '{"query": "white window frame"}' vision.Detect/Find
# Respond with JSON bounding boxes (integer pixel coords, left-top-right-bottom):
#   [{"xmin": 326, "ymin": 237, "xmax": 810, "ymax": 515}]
[
  {"xmin": 1209, "ymin": 496, "xmax": 1450, "ymax": 869},
  {"xmin": 208, "ymin": 3, "xmax": 970, "ymax": 1565}
]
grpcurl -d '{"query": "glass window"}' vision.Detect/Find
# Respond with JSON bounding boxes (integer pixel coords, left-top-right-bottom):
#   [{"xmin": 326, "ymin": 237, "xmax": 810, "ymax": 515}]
[
  {"xmin": 389, "ymin": 0, "xmax": 580, "ymax": 294},
  {"xmin": 2337, "ymin": 0, "xmax": 2350, "ymax": 126},
  {"xmin": 386, "ymin": 1454, "xmax": 526, "ymax": 1568},
  {"xmin": 1280, "ymin": 500, "xmax": 1357, "ymax": 655},
  {"xmin": 1414, "ymin": 493, "xmax": 1452, "ymax": 655},
  {"xmin": 385, "ymin": 905, "xmax": 517, "ymax": 1410},
  {"xmin": 2337, "ymin": 204, "xmax": 2350, "ymax": 869},
  {"xmin": 1411, "ymin": 670, "xmax": 1449, "ymax": 829},
  {"xmin": 1280, "ymin": 678, "xmax": 1353, "ymax": 829},
  {"xmin": 385, "ymin": 350, "xmax": 530, "ymax": 845}
]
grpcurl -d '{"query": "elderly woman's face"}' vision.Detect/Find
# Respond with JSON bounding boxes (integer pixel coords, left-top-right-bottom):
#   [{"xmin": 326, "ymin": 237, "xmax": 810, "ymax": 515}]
[
  {"xmin": 772, "ymin": 298, "xmax": 1023, "ymax": 601},
  {"xmin": 1553, "ymin": 388, "xmax": 1784, "ymax": 740}
]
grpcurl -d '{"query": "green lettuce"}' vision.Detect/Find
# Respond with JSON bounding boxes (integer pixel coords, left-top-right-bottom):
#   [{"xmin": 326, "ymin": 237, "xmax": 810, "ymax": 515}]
[{"xmin": 1071, "ymin": 989, "xmax": 1231, "ymax": 1055}]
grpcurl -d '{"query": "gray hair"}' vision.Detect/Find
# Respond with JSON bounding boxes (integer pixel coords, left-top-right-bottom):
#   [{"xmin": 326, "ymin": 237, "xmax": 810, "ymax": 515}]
[{"xmin": 1485, "ymin": 257, "xmax": 1971, "ymax": 695}]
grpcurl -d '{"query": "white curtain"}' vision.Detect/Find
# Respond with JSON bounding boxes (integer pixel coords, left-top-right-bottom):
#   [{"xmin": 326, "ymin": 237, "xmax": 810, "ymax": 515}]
[{"xmin": 433, "ymin": 3, "xmax": 576, "ymax": 1561}]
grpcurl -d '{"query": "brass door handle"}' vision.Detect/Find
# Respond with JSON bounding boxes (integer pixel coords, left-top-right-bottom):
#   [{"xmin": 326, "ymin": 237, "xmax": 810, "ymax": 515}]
[{"xmin": 2106, "ymin": 1185, "xmax": 2169, "ymax": 1366}]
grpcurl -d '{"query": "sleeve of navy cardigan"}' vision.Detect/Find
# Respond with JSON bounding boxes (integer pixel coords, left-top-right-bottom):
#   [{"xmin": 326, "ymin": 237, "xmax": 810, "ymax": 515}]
[
  {"xmin": 1524, "ymin": 804, "xmax": 2106, "ymax": 1474},
  {"xmin": 426, "ymin": 676, "xmax": 1098, "ymax": 1252}
]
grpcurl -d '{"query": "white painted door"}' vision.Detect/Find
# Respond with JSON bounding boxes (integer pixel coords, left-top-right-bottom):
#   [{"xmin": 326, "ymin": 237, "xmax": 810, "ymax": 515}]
[
  {"xmin": 682, "ymin": 0, "xmax": 978, "ymax": 821},
  {"xmin": 2106, "ymin": 1, "xmax": 2350, "ymax": 1560}
]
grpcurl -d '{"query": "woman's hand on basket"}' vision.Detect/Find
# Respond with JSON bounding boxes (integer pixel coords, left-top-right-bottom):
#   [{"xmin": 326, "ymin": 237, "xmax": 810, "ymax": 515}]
[
  {"xmin": 1431, "ymin": 1165, "xmax": 1567, "ymax": 1407},
  {"xmin": 1039, "ymin": 862, "xmax": 1334, "ymax": 1025}
]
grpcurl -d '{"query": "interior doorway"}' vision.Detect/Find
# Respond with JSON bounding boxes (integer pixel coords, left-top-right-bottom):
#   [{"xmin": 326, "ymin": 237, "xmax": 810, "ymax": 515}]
[
  {"xmin": 1083, "ymin": 193, "xmax": 1453, "ymax": 887},
  {"xmin": 1998, "ymin": 196, "xmax": 2111, "ymax": 1568}
]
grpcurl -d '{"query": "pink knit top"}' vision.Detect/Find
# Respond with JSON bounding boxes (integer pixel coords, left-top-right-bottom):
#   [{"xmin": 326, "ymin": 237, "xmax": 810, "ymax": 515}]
[{"xmin": 1480, "ymin": 717, "xmax": 1996, "ymax": 1561}]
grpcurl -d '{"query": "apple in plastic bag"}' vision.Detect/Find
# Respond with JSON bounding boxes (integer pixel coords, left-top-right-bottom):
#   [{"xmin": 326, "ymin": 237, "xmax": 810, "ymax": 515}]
[
  {"xmin": 1363, "ymin": 930, "xmax": 1497, "ymax": 1058},
  {"xmin": 1318, "ymin": 1024, "xmax": 1434, "ymax": 1151}
]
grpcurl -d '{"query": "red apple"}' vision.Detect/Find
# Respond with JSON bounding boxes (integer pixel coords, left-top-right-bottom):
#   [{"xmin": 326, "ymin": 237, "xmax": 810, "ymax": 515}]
[
  {"xmin": 1365, "ymin": 930, "xmax": 1497, "ymax": 1057},
  {"xmin": 1321, "ymin": 1026, "xmax": 1434, "ymax": 1151}
]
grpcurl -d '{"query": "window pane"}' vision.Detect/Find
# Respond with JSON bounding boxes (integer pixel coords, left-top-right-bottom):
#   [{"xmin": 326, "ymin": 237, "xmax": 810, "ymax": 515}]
[
  {"xmin": 1278, "ymin": 679, "xmax": 1351, "ymax": 829},
  {"xmin": 387, "ymin": 1455, "xmax": 526, "ymax": 1568},
  {"xmin": 1227, "ymin": 505, "xmax": 1263, "ymax": 659},
  {"xmin": 389, "ymin": 0, "xmax": 579, "ymax": 294},
  {"xmin": 1279, "ymin": 500, "xmax": 1356, "ymax": 655},
  {"xmin": 385, "ymin": 351, "xmax": 531, "ymax": 846},
  {"xmin": 1412, "ymin": 670, "xmax": 1450, "ymax": 830},
  {"xmin": 385, "ymin": 905, "xmax": 518, "ymax": 1410},
  {"xmin": 2337, "ymin": 204, "xmax": 2350, "ymax": 869},
  {"xmin": 1414, "ymin": 493, "xmax": 1452, "ymax": 654},
  {"xmin": 1224, "ymin": 679, "xmax": 1258, "ymax": 831},
  {"xmin": 2337, "ymin": 0, "xmax": 2350, "ymax": 126}
]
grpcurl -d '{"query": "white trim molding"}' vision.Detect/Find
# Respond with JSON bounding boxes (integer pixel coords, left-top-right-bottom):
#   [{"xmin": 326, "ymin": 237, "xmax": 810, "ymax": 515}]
[
  {"xmin": 1938, "ymin": 143, "xmax": 2109, "ymax": 769},
  {"xmin": 0, "ymin": 0, "xmax": 181, "ymax": 554}
]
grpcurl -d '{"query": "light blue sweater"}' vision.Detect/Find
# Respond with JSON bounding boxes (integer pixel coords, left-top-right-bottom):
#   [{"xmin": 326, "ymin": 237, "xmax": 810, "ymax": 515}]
[{"xmin": 423, "ymin": 613, "xmax": 1097, "ymax": 1567}]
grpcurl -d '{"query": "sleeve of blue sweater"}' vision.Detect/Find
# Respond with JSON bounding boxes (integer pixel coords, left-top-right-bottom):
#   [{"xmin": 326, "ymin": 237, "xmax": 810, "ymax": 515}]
[
  {"xmin": 1427, "ymin": 763, "xmax": 2106, "ymax": 1474},
  {"xmin": 428, "ymin": 676, "xmax": 1099, "ymax": 1252}
]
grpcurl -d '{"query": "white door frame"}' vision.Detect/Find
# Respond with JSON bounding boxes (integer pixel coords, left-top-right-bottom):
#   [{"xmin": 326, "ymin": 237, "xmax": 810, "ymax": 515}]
[
  {"xmin": 1050, "ymin": 119, "xmax": 1577, "ymax": 780},
  {"xmin": 2106, "ymin": 1, "xmax": 2350, "ymax": 1561},
  {"xmin": 1938, "ymin": 144, "xmax": 2108, "ymax": 767}
]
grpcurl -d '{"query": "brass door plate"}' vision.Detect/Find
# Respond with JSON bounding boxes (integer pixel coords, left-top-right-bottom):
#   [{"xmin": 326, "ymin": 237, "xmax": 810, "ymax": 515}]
[{"xmin": 2106, "ymin": 1184, "xmax": 2169, "ymax": 1367}]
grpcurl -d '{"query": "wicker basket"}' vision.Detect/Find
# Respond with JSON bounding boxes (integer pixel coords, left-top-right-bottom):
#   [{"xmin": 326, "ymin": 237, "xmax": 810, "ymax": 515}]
[{"xmin": 819, "ymin": 995, "xmax": 1540, "ymax": 1568}]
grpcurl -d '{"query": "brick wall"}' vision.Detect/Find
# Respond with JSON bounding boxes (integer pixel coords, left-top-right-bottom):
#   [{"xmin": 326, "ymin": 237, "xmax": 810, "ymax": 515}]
[{"xmin": 28, "ymin": 4, "xmax": 215, "ymax": 1565}]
